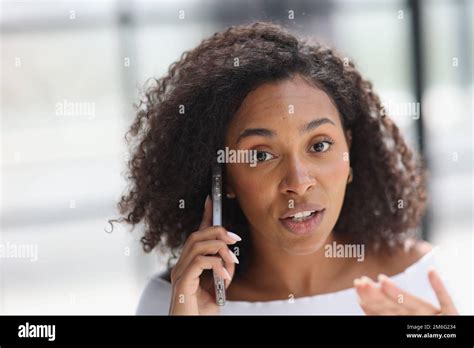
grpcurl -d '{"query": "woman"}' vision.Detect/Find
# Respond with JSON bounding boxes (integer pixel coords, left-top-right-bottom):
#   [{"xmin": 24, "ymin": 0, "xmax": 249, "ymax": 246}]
[{"xmin": 111, "ymin": 22, "xmax": 458, "ymax": 315}]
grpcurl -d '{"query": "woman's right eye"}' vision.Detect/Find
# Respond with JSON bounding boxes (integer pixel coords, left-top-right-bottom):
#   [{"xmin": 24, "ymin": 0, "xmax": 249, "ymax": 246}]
[{"xmin": 256, "ymin": 150, "xmax": 275, "ymax": 162}]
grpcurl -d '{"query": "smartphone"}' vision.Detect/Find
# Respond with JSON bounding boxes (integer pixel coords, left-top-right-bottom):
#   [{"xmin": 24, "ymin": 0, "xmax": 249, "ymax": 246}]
[{"xmin": 212, "ymin": 163, "xmax": 226, "ymax": 306}]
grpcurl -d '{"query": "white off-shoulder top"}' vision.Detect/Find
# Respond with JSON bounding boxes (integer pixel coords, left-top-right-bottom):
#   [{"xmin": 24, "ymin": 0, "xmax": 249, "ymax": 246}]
[{"xmin": 136, "ymin": 248, "xmax": 452, "ymax": 315}]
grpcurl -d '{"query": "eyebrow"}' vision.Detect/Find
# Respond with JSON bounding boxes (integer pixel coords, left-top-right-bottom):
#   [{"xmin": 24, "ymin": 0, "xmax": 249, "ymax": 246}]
[{"xmin": 235, "ymin": 117, "xmax": 336, "ymax": 144}]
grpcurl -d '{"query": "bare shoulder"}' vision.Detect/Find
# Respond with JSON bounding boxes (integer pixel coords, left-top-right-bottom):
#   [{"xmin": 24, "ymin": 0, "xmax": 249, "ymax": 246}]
[
  {"xmin": 373, "ymin": 239, "xmax": 433, "ymax": 276},
  {"xmin": 402, "ymin": 238, "xmax": 433, "ymax": 261}
]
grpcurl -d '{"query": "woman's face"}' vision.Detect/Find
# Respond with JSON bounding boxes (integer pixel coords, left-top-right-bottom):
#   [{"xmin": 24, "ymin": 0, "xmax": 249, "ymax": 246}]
[{"xmin": 224, "ymin": 75, "xmax": 352, "ymax": 255}]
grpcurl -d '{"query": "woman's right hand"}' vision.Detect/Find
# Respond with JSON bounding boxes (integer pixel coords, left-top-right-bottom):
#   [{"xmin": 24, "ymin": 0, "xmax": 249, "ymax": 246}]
[{"xmin": 168, "ymin": 195, "xmax": 241, "ymax": 315}]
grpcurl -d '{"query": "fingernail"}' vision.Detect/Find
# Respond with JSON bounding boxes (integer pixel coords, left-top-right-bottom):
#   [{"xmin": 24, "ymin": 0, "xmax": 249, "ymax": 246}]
[
  {"xmin": 377, "ymin": 274, "xmax": 388, "ymax": 283},
  {"xmin": 360, "ymin": 276, "xmax": 372, "ymax": 285},
  {"xmin": 353, "ymin": 278, "xmax": 361, "ymax": 286},
  {"xmin": 222, "ymin": 268, "xmax": 231, "ymax": 280},
  {"xmin": 227, "ymin": 231, "xmax": 242, "ymax": 241},
  {"xmin": 228, "ymin": 249, "xmax": 239, "ymax": 264},
  {"xmin": 204, "ymin": 195, "xmax": 210, "ymax": 207}
]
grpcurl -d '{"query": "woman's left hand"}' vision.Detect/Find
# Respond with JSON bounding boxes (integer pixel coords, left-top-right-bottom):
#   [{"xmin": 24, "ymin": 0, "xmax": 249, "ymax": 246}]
[{"xmin": 354, "ymin": 269, "xmax": 459, "ymax": 315}]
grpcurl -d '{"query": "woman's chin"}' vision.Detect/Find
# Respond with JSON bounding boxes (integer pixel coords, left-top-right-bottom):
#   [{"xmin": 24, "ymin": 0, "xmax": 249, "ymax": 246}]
[{"xmin": 280, "ymin": 235, "xmax": 329, "ymax": 256}]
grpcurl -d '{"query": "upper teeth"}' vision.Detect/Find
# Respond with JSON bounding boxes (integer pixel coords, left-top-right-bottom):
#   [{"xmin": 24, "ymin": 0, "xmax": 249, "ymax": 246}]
[{"xmin": 289, "ymin": 210, "xmax": 315, "ymax": 219}]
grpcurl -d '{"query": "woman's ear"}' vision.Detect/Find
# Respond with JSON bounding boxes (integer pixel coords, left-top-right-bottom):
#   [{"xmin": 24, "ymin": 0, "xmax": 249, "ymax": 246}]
[
  {"xmin": 224, "ymin": 165, "xmax": 236, "ymax": 199},
  {"xmin": 345, "ymin": 130, "xmax": 352, "ymax": 150},
  {"xmin": 225, "ymin": 185, "xmax": 236, "ymax": 199}
]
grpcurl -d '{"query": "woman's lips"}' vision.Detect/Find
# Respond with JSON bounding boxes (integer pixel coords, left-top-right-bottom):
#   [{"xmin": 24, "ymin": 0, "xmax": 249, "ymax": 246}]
[{"xmin": 279, "ymin": 209, "xmax": 325, "ymax": 235}]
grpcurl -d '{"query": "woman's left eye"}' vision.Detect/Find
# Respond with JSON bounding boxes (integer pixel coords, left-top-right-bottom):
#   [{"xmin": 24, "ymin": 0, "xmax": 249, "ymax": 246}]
[
  {"xmin": 311, "ymin": 140, "xmax": 333, "ymax": 153},
  {"xmin": 255, "ymin": 151, "xmax": 275, "ymax": 162}
]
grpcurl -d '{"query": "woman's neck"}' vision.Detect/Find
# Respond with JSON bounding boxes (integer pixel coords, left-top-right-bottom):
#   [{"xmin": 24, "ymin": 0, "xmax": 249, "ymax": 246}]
[{"xmin": 228, "ymin": 233, "xmax": 357, "ymax": 301}]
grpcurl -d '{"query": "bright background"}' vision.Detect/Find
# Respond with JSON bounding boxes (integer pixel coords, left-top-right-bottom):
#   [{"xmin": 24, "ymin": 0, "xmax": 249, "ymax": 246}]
[{"xmin": 1, "ymin": 0, "xmax": 472, "ymax": 314}]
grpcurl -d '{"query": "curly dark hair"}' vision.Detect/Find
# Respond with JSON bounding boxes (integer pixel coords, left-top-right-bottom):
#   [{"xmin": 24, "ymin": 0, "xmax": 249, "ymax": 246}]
[{"xmin": 110, "ymin": 22, "xmax": 428, "ymax": 275}]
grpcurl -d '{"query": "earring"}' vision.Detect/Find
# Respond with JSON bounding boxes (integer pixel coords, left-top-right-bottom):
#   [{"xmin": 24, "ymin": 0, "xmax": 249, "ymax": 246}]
[
  {"xmin": 226, "ymin": 192, "xmax": 235, "ymax": 199},
  {"xmin": 347, "ymin": 167, "xmax": 353, "ymax": 184}
]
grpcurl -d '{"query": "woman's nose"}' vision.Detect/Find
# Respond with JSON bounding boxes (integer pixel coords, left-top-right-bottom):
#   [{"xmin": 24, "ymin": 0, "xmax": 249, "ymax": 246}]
[{"xmin": 279, "ymin": 157, "xmax": 317, "ymax": 196}]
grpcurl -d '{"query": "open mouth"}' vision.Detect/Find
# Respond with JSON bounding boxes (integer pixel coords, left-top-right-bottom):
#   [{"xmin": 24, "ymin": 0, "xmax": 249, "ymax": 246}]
[
  {"xmin": 279, "ymin": 209, "xmax": 325, "ymax": 235},
  {"xmin": 285, "ymin": 210, "xmax": 318, "ymax": 222}
]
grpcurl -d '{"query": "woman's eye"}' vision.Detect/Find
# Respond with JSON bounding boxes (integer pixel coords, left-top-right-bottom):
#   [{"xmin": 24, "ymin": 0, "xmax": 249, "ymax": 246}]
[
  {"xmin": 311, "ymin": 141, "xmax": 333, "ymax": 153},
  {"xmin": 256, "ymin": 150, "xmax": 274, "ymax": 162}
]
